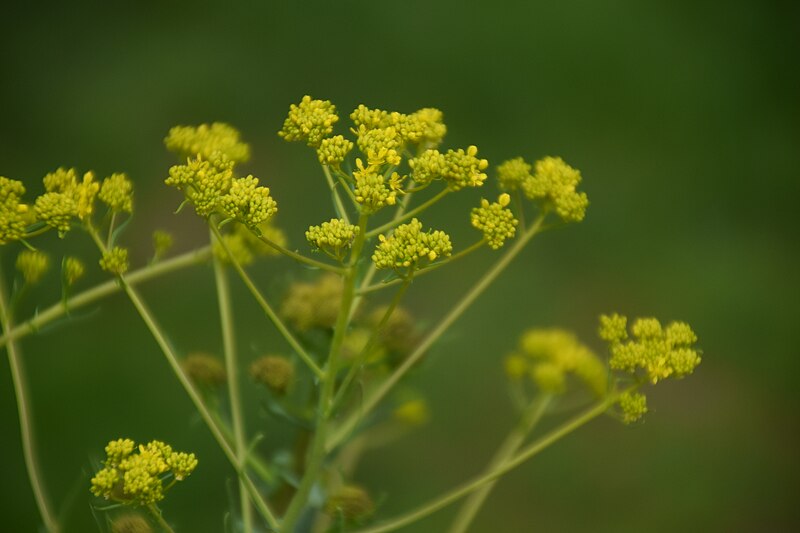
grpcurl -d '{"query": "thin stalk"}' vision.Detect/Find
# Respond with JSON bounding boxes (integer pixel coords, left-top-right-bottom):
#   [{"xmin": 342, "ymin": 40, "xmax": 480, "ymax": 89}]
[
  {"xmin": 255, "ymin": 234, "xmax": 345, "ymax": 274},
  {"xmin": 356, "ymin": 240, "xmax": 485, "ymax": 296},
  {"xmin": 0, "ymin": 269, "xmax": 60, "ymax": 533},
  {"xmin": 86, "ymin": 227, "xmax": 280, "ymax": 530},
  {"xmin": 0, "ymin": 245, "xmax": 212, "ymax": 351},
  {"xmin": 211, "ymin": 228, "xmax": 252, "ymax": 533},
  {"xmin": 147, "ymin": 504, "xmax": 176, "ymax": 533},
  {"xmin": 322, "ymin": 164, "xmax": 351, "ymax": 225},
  {"xmin": 353, "ymin": 390, "xmax": 626, "ymax": 533},
  {"xmin": 281, "ymin": 213, "xmax": 369, "ymax": 532},
  {"xmin": 210, "ymin": 223, "xmax": 324, "ymax": 379},
  {"xmin": 449, "ymin": 394, "xmax": 553, "ymax": 533},
  {"xmin": 208, "ymin": 407, "xmax": 276, "ymax": 485},
  {"xmin": 335, "ymin": 173, "xmax": 358, "ymax": 205},
  {"xmin": 330, "ymin": 278, "xmax": 412, "ymax": 414},
  {"xmin": 366, "ymin": 188, "xmax": 449, "ymax": 238},
  {"xmin": 106, "ymin": 212, "xmax": 116, "ymax": 248},
  {"xmin": 328, "ymin": 214, "xmax": 547, "ymax": 452}
]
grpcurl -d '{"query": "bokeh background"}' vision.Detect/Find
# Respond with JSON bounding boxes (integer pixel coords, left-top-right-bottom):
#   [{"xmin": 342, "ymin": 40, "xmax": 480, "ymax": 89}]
[{"xmin": 1, "ymin": 1, "xmax": 798, "ymax": 531}]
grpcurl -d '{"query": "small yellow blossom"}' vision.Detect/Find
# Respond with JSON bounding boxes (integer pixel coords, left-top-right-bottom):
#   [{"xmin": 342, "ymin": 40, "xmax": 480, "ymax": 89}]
[
  {"xmin": 181, "ymin": 352, "xmax": 227, "ymax": 389},
  {"xmin": 618, "ymin": 391, "xmax": 648, "ymax": 424},
  {"xmin": 166, "ymin": 152, "xmax": 234, "ymax": 216},
  {"xmin": 63, "ymin": 256, "xmax": 85, "ymax": 285},
  {"xmin": 353, "ymin": 159, "xmax": 398, "ymax": 213},
  {"xmin": 355, "ymin": 125, "xmax": 402, "ymax": 167},
  {"xmin": 408, "ymin": 149, "xmax": 447, "ymax": 186},
  {"xmin": 442, "ymin": 145, "xmax": 489, "ymax": 190},
  {"xmin": 1, "ymin": 176, "xmax": 29, "ymax": 244},
  {"xmin": 325, "ymin": 485, "xmax": 374, "ymax": 523},
  {"xmin": 394, "ymin": 399, "xmax": 430, "ymax": 426},
  {"xmin": 33, "ymin": 192, "xmax": 77, "ymax": 236},
  {"xmin": 219, "ymin": 175, "xmax": 278, "ymax": 228},
  {"xmin": 152, "ymin": 230, "xmax": 173, "ymax": 259},
  {"xmin": 281, "ymin": 273, "xmax": 345, "ymax": 331}
]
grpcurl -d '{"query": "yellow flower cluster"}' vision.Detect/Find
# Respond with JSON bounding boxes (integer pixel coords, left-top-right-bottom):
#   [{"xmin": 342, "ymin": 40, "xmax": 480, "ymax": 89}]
[
  {"xmin": 100, "ymin": 246, "xmax": 129, "ymax": 275},
  {"xmin": 99, "ymin": 173, "xmax": 134, "ymax": 213},
  {"xmin": 350, "ymin": 104, "xmax": 447, "ymax": 148},
  {"xmin": 306, "ymin": 218, "xmax": 360, "ymax": 260},
  {"xmin": 63, "ymin": 257, "xmax": 85, "ymax": 285},
  {"xmin": 0, "ymin": 176, "xmax": 28, "ymax": 244},
  {"xmin": 317, "ymin": 135, "xmax": 354, "ymax": 167},
  {"xmin": 618, "ymin": 391, "xmax": 648, "ymax": 424},
  {"xmin": 278, "ymin": 95, "xmax": 339, "ymax": 147},
  {"xmin": 280, "ymin": 273, "xmax": 344, "ymax": 331},
  {"xmin": 496, "ymin": 157, "xmax": 531, "ymax": 192},
  {"xmin": 250, "ymin": 355, "xmax": 295, "ymax": 395},
  {"xmin": 408, "ymin": 146, "xmax": 488, "ymax": 190},
  {"xmin": 165, "ymin": 122, "xmax": 250, "ymax": 163},
  {"xmin": 470, "ymin": 194, "xmax": 518, "ymax": 249},
  {"xmin": 393, "ymin": 398, "xmax": 430, "ymax": 426},
  {"xmin": 355, "ymin": 125, "xmax": 402, "ymax": 167},
  {"xmin": 600, "ymin": 314, "xmax": 701, "ymax": 384},
  {"xmin": 523, "ymin": 156, "xmax": 588, "ymax": 222},
  {"xmin": 16, "ymin": 250, "xmax": 49, "ymax": 284},
  {"xmin": 91, "ymin": 438, "xmax": 197, "ymax": 506},
  {"xmin": 505, "ymin": 328, "xmax": 607, "ymax": 396},
  {"xmin": 33, "ymin": 168, "xmax": 101, "ymax": 236},
  {"xmin": 165, "ymin": 153, "xmax": 234, "ymax": 217},
  {"xmin": 353, "ymin": 159, "xmax": 402, "ymax": 213},
  {"xmin": 220, "ymin": 175, "xmax": 278, "ymax": 228},
  {"xmin": 372, "ymin": 218, "xmax": 452, "ymax": 273},
  {"xmin": 152, "ymin": 230, "xmax": 174, "ymax": 259}
]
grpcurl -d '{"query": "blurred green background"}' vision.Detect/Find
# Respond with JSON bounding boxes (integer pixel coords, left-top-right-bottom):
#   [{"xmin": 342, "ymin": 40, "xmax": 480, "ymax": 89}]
[{"xmin": 1, "ymin": 1, "xmax": 798, "ymax": 531}]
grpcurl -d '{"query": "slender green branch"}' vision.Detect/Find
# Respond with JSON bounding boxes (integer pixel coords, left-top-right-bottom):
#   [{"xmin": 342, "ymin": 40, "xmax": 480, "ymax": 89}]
[
  {"xmin": 86, "ymin": 227, "xmax": 280, "ymax": 530},
  {"xmin": 330, "ymin": 278, "xmax": 412, "ymax": 415},
  {"xmin": 211, "ymin": 228, "xmax": 252, "ymax": 533},
  {"xmin": 354, "ymin": 390, "xmax": 625, "ymax": 533},
  {"xmin": 335, "ymin": 172, "xmax": 358, "ymax": 205},
  {"xmin": 328, "ymin": 214, "xmax": 548, "ymax": 452},
  {"xmin": 147, "ymin": 504, "xmax": 176, "ymax": 533},
  {"xmin": 255, "ymin": 233, "xmax": 346, "ymax": 274},
  {"xmin": 0, "ymin": 268, "xmax": 60, "ymax": 533},
  {"xmin": 210, "ymin": 223, "xmax": 324, "ymax": 380},
  {"xmin": 0, "ymin": 245, "xmax": 213, "ymax": 351},
  {"xmin": 366, "ymin": 188, "xmax": 450, "ymax": 238},
  {"xmin": 356, "ymin": 240, "xmax": 485, "ymax": 296},
  {"xmin": 322, "ymin": 164, "xmax": 352, "ymax": 225},
  {"xmin": 281, "ymin": 213, "xmax": 369, "ymax": 532},
  {"xmin": 208, "ymin": 407, "xmax": 276, "ymax": 485},
  {"xmin": 449, "ymin": 394, "xmax": 553, "ymax": 533}
]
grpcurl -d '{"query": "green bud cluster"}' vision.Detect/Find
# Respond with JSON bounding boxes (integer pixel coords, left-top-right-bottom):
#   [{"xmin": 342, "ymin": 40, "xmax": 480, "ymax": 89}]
[
  {"xmin": 408, "ymin": 146, "xmax": 489, "ymax": 190},
  {"xmin": 496, "ymin": 157, "xmax": 532, "ymax": 192},
  {"xmin": 372, "ymin": 218, "xmax": 452, "ymax": 273},
  {"xmin": 306, "ymin": 218, "xmax": 360, "ymax": 260},
  {"xmin": 63, "ymin": 256, "xmax": 85, "ymax": 285},
  {"xmin": 353, "ymin": 159, "xmax": 400, "ymax": 213},
  {"xmin": 91, "ymin": 438, "xmax": 197, "ymax": 506},
  {"xmin": 281, "ymin": 273, "xmax": 344, "ymax": 331},
  {"xmin": 278, "ymin": 95, "xmax": 339, "ymax": 147},
  {"xmin": 618, "ymin": 391, "xmax": 648, "ymax": 424},
  {"xmin": 250, "ymin": 355, "xmax": 294, "ymax": 395},
  {"xmin": 325, "ymin": 485, "xmax": 374, "ymax": 523},
  {"xmin": 165, "ymin": 122, "xmax": 250, "ymax": 163},
  {"xmin": 166, "ymin": 153, "xmax": 235, "ymax": 217},
  {"xmin": 470, "ymin": 194, "xmax": 518, "ymax": 249},
  {"xmin": 181, "ymin": 352, "xmax": 227, "ymax": 389}
]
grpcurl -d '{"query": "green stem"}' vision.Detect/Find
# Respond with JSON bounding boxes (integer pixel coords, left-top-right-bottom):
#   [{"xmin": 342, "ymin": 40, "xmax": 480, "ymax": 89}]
[
  {"xmin": 366, "ymin": 188, "xmax": 450, "ymax": 238},
  {"xmin": 86, "ymin": 227, "xmax": 280, "ymax": 530},
  {"xmin": 255, "ymin": 234, "xmax": 346, "ymax": 274},
  {"xmin": 323, "ymin": 164, "xmax": 352, "ymax": 224},
  {"xmin": 210, "ymin": 223, "xmax": 324, "ymax": 380},
  {"xmin": 0, "ymin": 268, "xmax": 60, "ymax": 533},
  {"xmin": 211, "ymin": 228, "xmax": 253, "ymax": 533},
  {"xmin": 0, "ymin": 245, "xmax": 212, "ymax": 351},
  {"xmin": 449, "ymin": 394, "xmax": 553, "ymax": 533},
  {"xmin": 147, "ymin": 504, "xmax": 176, "ymax": 533},
  {"xmin": 356, "ymin": 240, "xmax": 485, "ymax": 296},
  {"xmin": 208, "ymin": 407, "xmax": 277, "ymax": 485},
  {"xmin": 328, "ymin": 214, "xmax": 547, "ymax": 452},
  {"xmin": 329, "ymin": 278, "xmax": 412, "ymax": 415},
  {"xmin": 281, "ymin": 213, "xmax": 369, "ymax": 532},
  {"xmin": 354, "ymin": 390, "xmax": 625, "ymax": 533}
]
